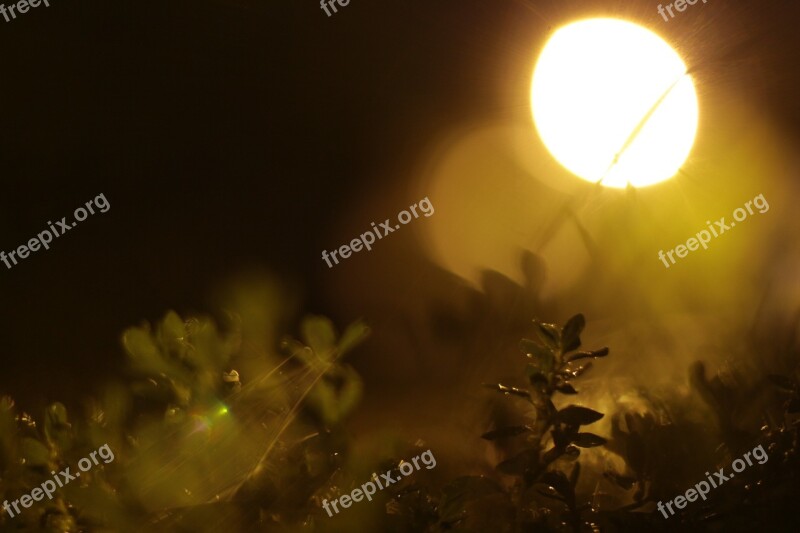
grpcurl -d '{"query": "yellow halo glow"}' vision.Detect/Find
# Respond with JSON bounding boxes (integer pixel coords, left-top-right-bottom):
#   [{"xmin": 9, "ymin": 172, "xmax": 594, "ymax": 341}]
[{"xmin": 531, "ymin": 18, "xmax": 699, "ymax": 188}]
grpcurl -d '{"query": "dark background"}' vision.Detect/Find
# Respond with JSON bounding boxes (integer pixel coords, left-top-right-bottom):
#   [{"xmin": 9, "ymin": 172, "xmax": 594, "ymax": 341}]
[{"xmin": 0, "ymin": 0, "xmax": 798, "ymax": 406}]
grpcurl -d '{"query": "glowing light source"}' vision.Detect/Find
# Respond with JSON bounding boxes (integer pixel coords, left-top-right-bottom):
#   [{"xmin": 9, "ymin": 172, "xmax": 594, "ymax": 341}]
[{"xmin": 531, "ymin": 18, "xmax": 699, "ymax": 188}]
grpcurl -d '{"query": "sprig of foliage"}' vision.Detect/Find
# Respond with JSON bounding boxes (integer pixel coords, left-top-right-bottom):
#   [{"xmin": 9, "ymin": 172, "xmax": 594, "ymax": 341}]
[
  {"xmin": 435, "ymin": 314, "xmax": 610, "ymax": 532},
  {"xmin": 483, "ymin": 314, "xmax": 609, "ymax": 482}
]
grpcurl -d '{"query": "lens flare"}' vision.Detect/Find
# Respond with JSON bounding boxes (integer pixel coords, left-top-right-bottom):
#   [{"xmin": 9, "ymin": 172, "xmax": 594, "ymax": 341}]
[{"xmin": 531, "ymin": 18, "xmax": 699, "ymax": 188}]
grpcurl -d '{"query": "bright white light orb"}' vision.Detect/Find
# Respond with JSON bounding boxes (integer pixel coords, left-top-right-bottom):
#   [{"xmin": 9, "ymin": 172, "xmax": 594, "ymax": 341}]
[{"xmin": 531, "ymin": 18, "xmax": 699, "ymax": 188}]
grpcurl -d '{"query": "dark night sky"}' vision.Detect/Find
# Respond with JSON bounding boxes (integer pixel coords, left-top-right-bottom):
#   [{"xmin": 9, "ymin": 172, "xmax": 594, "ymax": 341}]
[{"xmin": 0, "ymin": 0, "xmax": 798, "ymax": 406}]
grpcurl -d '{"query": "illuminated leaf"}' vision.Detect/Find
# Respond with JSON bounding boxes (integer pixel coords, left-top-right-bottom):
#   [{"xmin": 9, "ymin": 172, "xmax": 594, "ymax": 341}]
[{"xmin": 533, "ymin": 321, "xmax": 560, "ymax": 349}]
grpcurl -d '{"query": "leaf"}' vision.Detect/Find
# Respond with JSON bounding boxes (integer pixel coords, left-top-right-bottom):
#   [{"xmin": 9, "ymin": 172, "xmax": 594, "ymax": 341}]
[
  {"xmin": 122, "ymin": 326, "xmax": 170, "ymax": 376},
  {"xmin": 481, "ymin": 425, "xmax": 531, "ymax": 441},
  {"xmin": 533, "ymin": 320, "xmax": 560, "ymax": 349},
  {"xmin": 282, "ymin": 337, "xmax": 317, "ymax": 366},
  {"xmin": 566, "ymin": 347, "xmax": 609, "ymax": 362},
  {"xmin": 301, "ymin": 315, "xmax": 337, "ymax": 360},
  {"xmin": 21, "ymin": 438, "xmax": 51, "ymax": 468},
  {"xmin": 539, "ymin": 470, "xmax": 575, "ymax": 508},
  {"xmin": 483, "ymin": 383, "xmax": 531, "ymax": 402},
  {"xmin": 44, "ymin": 402, "xmax": 72, "ymax": 451},
  {"xmin": 603, "ymin": 471, "xmax": 637, "ymax": 490},
  {"xmin": 561, "ymin": 314, "xmax": 585, "ymax": 352},
  {"xmin": 519, "ymin": 339, "xmax": 555, "ymax": 370},
  {"xmin": 572, "ymin": 432, "xmax": 607, "ymax": 448},
  {"xmin": 159, "ymin": 311, "xmax": 187, "ymax": 343},
  {"xmin": 555, "ymin": 383, "xmax": 578, "ymax": 395},
  {"xmin": 556, "ymin": 405, "xmax": 604, "ymax": 426},
  {"xmin": 337, "ymin": 320, "xmax": 370, "ymax": 356},
  {"xmin": 519, "ymin": 339, "xmax": 555, "ymax": 372},
  {"xmin": 306, "ymin": 364, "xmax": 363, "ymax": 425}
]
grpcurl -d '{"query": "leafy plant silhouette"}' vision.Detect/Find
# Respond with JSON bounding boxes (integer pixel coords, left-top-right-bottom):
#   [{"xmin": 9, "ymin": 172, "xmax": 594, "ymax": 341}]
[{"xmin": 436, "ymin": 314, "xmax": 609, "ymax": 531}]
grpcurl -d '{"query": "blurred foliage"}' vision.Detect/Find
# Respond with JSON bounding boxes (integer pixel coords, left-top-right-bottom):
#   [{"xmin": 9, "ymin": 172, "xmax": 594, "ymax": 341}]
[
  {"xmin": 2, "ymin": 302, "xmax": 799, "ymax": 532},
  {"xmin": 0, "ymin": 308, "xmax": 371, "ymax": 533}
]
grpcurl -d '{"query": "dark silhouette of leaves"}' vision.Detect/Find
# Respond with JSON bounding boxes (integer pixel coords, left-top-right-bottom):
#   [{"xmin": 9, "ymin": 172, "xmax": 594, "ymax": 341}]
[
  {"xmin": 556, "ymin": 405, "xmax": 604, "ymax": 426},
  {"xmin": 556, "ymin": 383, "xmax": 578, "ymax": 395},
  {"xmin": 562, "ymin": 314, "xmax": 585, "ymax": 352},
  {"xmin": 566, "ymin": 347, "xmax": 609, "ymax": 362},
  {"xmin": 572, "ymin": 432, "xmax": 607, "ymax": 448}
]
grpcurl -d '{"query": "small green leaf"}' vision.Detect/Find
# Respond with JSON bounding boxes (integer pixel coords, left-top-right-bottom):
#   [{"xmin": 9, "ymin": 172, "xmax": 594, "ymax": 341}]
[
  {"xmin": 520, "ymin": 339, "xmax": 555, "ymax": 373},
  {"xmin": 556, "ymin": 405, "xmax": 604, "ymax": 426},
  {"xmin": 519, "ymin": 338, "xmax": 553, "ymax": 361},
  {"xmin": 481, "ymin": 426, "xmax": 531, "ymax": 441},
  {"xmin": 561, "ymin": 314, "xmax": 585, "ymax": 352},
  {"xmin": 301, "ymin": 315, "xmax": 337, "ymax": 360},
  {"xmin": 572, "ymin": 432, "xmax": 607, "ymax": 448},
  {"xmin": 533, "ymin": 320, "xmax": 560, "ymax": 349},
  {"xmin": 21, "ymin": 438, "xmax": 51, "ymax": 468},
  {"xmin": 159, "ymin": 311, "xmax": 186, "ymax": 343},
  {"xmin": 306, "ymin": 364, "xmax": 363, "ymax": 425},
  {"xmin": 337, "ymin": 320, "xmax": 370, "ymax": 356},
  {"xmin": 122, "ymin": 327, "xmax": 166, "ymax": 373},
  {"xmin": 44, "ymin": 403, "xmax": 71, "ymax": 451}
]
